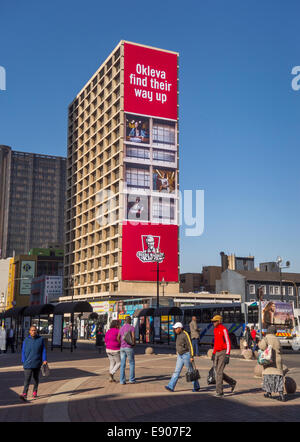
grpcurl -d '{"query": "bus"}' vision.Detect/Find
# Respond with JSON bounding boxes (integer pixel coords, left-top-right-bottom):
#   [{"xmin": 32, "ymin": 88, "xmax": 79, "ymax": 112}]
[
  {"xmin": 179, "ymin": 303, "xmax": 248, "ymax": 348},
  {"xmin": 179, "ymin": 301, "xmax": 297, "ymax": 348}
]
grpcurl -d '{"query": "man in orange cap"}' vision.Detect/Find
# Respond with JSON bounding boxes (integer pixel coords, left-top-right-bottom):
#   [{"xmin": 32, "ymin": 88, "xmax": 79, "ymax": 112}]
[{"xmin": 211, "ymin": 315, "xmax": 236, "ymax": 397}]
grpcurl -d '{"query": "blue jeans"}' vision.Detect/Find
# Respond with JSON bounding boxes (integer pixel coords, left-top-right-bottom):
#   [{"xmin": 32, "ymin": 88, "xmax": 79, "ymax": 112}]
[
  {"xmin": 167, "ymin": 352, "xmax": 200, "ymax": 391},
  {"xmin": 120, "ymin": 347, "xmax": 135, "ymax": 384},
  {"xmin": 192, "ymin": 338, "xmax": 200, "ymax": 356}
]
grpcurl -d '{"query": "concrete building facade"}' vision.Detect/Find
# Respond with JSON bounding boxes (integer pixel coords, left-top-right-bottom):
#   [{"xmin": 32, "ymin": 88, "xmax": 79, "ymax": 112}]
[
  {"xmin": 65, "ymin": 41, "xmax": 180, "ymax": 301},
  {"xmin": 0, "ymin": 145, "xmax": 66, "ymax": 258}
]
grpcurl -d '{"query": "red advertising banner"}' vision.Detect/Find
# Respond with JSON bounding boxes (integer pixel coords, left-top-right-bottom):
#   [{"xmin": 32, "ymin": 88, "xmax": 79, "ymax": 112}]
[
  {"xmin": 122, "ymin": 222, "xmax": 178, "ymax": 282},
  {"xmin": 124, "ymin": 42, "xmax": 178, "ymax": 120}
]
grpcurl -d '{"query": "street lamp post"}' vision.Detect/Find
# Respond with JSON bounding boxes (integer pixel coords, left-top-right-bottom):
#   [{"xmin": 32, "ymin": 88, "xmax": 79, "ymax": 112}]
[
  {"xmin": 276, "ymin": 257, "xmax": 290, "ymax": 302},
  {"xmin": 161, "ymin": 277, "xmax": 167, "ymax": 297}
]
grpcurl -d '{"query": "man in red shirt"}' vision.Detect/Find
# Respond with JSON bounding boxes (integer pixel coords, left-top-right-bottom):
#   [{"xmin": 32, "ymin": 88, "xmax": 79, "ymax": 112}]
[{"xmin": 211, "ymin": 315, "xmax": 236, "ymax": 397}]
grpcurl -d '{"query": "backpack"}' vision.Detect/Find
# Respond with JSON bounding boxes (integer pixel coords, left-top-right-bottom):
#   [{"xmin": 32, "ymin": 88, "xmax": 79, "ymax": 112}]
[{"xmin": 123, "ymin": 330, "xmax": 135, "ymax": 346}]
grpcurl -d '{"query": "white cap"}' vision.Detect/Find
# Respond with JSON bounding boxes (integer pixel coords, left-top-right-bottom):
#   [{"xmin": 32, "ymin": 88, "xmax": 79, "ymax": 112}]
[{"xmin": 172, "ymin": 322, "xmax": 183, "ymax": 329}]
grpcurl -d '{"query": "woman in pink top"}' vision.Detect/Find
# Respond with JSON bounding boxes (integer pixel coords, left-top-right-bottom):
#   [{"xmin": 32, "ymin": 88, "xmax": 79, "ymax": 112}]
[{"xmin": 104, "ymin": 320, "xmax": 121, "ymax": 382}]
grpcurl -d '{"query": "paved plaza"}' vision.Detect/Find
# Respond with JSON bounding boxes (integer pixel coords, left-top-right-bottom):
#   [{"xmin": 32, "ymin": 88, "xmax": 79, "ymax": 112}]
[{"xmin": 0, "ymin": 341, "xmax": 300, "ymax": 422}]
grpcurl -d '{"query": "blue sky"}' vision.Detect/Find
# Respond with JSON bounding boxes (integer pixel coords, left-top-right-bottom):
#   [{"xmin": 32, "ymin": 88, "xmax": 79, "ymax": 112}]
[{"xmin": 1, "ymin": 0, "xmax": 299, "ymax": 272}]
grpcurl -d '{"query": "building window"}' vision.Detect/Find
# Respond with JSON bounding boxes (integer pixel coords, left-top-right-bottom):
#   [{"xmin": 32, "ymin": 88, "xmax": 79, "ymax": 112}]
[
  {"xmin": 249, "ymin": 284, "xmax": 256, "ymax": 295},
  {"xmin": 153, "ymin": 120, "xmax": 176, "ymax": 146},
  {"xmin": 269, "ymin": 286, "xmax": 274, "ymax": 295},
  {"xmin": 152, "ymin": 198, "xmax": 175, "ymax": 221},
  {"xmin": 274, "ymin": 286, "xmax": 280, "ymax": 295},
  {"xmin": 153, "ymin": 149, "xmax": 176, "ymax": 163},
  {"xmin": 126, "ymin": 145, "xmax": 150, "ymax": 160},
  {"xmin": 126, "ymin": 166, "xmax": 150, "ymax": 189},
  {"xmin": 288, "ymin": 286, "xmax": 293, "ymax": 296}
]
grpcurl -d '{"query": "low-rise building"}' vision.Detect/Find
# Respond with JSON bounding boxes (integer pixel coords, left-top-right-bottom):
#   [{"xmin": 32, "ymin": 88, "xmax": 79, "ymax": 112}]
[{"xmin": 216, "ymin": 269, "xmax": 300, "ymax": 304}]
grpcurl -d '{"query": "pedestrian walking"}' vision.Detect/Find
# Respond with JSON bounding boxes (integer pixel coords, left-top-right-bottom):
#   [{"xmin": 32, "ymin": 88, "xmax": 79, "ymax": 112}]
[
  {"xmin": 20, "ymin": 325, "xmax": 47, "ymax": 402},
  {"xmin": 189, "ymin": 316, "xmax": 201, "ymax": 356},
  {"xmin": 6, "ymin": 325, "xmax": 15, "ymax": 353},
  {"xmin": 139, "ymin": 321, "xmax": 146, "ymax": 343},
  {"xmin": 244, "ymin": 326, "xmax": 253, "ymax": 349},
  {"xmin": 165, "ymin": 322, "xmax": 200, "ymax": 393},
  {"xmin": 118, "ymin": 316, "xmax": 136, "ymax": 385},
  {"xmin": 104, "ymin": 320, "xmax": 121, "ymax": 382},
  {"xmin": 71, "ymin": 323, "xmax": 78, "ymax": 349},
  {"xmin": 96, "ymin": 324, "xmax": 104, "ymax": 353},
  {"xmin": 0, "ymin": 326, "xmax": 6, "ymax": 354},
  {"xmin": 250, "ymin": 326, "xmax": 258, "ymax": 352},
  {"xmin": 258, "ymin": 325, "xmax": 286, "ymax": 401},
  {"xmin": 211, "ymin": 315, "xmax": 236, "ymax": 398}
]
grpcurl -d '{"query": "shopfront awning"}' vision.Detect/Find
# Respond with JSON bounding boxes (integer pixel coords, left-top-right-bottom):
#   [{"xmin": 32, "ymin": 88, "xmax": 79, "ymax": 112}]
[
  {"xmin": 81, "ymin": 312, "xmax": 99, "ymax": 320},
  {"xmin": 23, "ymin": 304, "xmax": 55, "ymax": 317},
  {"xmin": 53, "ymin": 301, "xmax": 93, "ymax": 315},
  {"xmin": 3, "ymin": 307, "xmax": 27, "ymax": 318},
  {"xmin": 153, "ymin": 307, "xmax": 183, "ymax": 317},
  {"xmin": 136, "ymin": 307, "xmax": 182, "ymax": 318},
  {"xmin": 137, "ymin": 308, "xmax": 155, "ymax": 317}
]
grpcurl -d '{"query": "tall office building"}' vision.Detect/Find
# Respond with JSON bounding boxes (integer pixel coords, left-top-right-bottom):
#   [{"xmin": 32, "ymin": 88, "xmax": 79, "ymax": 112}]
[
  {"xmin": 65, "ymin": 41, "xmax": 179, "ymax": 300},
  {"xmin": 0, "ymin": 145, "xmax": 66, "ymax": 258}
]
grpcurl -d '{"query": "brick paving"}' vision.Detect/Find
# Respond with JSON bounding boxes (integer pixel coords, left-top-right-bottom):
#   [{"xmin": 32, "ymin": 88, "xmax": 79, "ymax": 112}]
[{"xmin": 0, "ymin": 341, "xmax": 300, "ymax": 422}]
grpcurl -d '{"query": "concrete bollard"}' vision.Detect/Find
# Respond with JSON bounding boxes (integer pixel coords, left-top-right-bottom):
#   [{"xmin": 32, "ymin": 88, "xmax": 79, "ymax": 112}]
[
  {"xmin": 242, "ymin": 349, "xmax": 253, "ymax": 360},
  {"xmin": 145, "ymin": 347, "xmax": 154, "ymax": 355},
  {"xmin": 254, "ymin": 364, "xmax": 264, "ymax": 378},
  {"xmin": 207, "ymin": 349, "xmax": 213, "ymax": 359}
]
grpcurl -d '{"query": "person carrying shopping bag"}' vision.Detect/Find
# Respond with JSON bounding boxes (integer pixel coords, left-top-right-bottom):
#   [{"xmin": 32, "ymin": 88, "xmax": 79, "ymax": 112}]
[
  {"xmin": 165, "ymin": 322, "xmax": 200, "ymax": 393},
  {"xmin": 211, "ymin": 315, "xmax": 236, "ymax": 398},
  {"xmin": 20, "ymin": 325, "xmax": 48, "ymax": 402},
  {"xmin": 258, "ymin": 325, "xmax": 286, "ymax": 402}
]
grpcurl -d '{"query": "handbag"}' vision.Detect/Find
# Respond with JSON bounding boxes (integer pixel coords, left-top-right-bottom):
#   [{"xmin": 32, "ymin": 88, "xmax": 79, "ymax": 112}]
[
  {"xmin": 207, "ymin": 365, "xmax": 216, "ymax": 385},
  {"xmin": 186, "ymin": 361, "xmax": 200, "ymax": 382},
  {"xmin": 123, "ymin": 330, "xmax": 134, "ymax": 346},
  {"xmin": 41, "ymin": 363, "xmax": 50, "ymax": 377},
  {"xmin": 257, "ymin": 339, "xmax": 273, "ymax": 367}
]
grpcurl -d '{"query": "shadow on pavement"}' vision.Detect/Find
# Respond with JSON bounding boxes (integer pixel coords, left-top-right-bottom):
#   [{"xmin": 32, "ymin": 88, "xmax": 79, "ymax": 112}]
[{"xmin": 2, "ymin": 390, "xmax": 300, "ymax": 422}]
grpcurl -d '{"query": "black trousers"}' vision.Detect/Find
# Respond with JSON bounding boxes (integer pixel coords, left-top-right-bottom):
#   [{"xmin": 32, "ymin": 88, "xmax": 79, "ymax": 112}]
[
  {"xmin": 23, "ymin": 368, "xmax": 40, "ymax": 395},
  {"xmin": 6, "ymin": 338, "xmax": 15, "ymax": 353}
]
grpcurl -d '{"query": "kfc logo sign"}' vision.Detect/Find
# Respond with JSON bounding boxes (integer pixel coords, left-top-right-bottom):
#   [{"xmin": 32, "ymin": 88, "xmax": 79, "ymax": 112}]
[
  {"xmin": 136, "ymin": 235, "xmax": 165, "ymax": 263},
  {"xmin": 122, "ymin": 222, "xmax": 178, "ymax": 282}
]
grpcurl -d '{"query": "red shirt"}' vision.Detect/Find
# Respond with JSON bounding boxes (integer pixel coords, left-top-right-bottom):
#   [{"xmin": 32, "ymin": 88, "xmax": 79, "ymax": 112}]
[
  {"xmin": 250, "ymin": 330, "xmax": 256, "ymax": 340},
  {"xmin": 213, "ymin": 324, "xmax": 231, "ymax": 355}
]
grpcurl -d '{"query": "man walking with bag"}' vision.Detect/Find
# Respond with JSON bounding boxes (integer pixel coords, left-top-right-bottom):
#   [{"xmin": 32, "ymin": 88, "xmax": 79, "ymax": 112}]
[
  {"xmin": 20, "ymin": 325, "xmax": 48, "ymax": 402},
  {"xmin": 118, "ymin": 316, "xmax": 136, "ymax": 384},
  {"xmin": 165, "ymin": 322, "xmax": 200, "ymax": 392},
  {"xmin": 211, "ymin": 315, "xmax": 236, "ymax": 398},
  {"xmin": 189, "ymin": 316, "xmax": 201, "ymax": 356}
]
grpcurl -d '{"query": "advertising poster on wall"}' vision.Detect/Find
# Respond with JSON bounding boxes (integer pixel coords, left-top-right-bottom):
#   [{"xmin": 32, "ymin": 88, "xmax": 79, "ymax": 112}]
[
  {"xmin": 153, "ymin": 169, "xmax": 176, "ymax": 193},
  {"xmin": 261, "ymin": 301, "xmax": 295, "ymax": 332},
  {"xmin": 127, "ymin": 195, "xmax": 149, "ymax": 221},
  {"xmin": 125, "ymin": 115, "xmax": 149, "ymax": 144},
  {"xmin": 44, "ymin": 276, "xmax": 63, "ymax": 303},
  {"xmin": 122, "ymin": 222, "xmax": 178, "ymax": 282},
  {"xmin": 52, "ymin": 314, "xmax": 63, "ymax": 347},
  {"xmin": 20, "ymin": 260, "xmax": 35, "ymax": 295},
  {"xmin": 124, "ymin": 42, "xmax": 178, "ymax": 120}
]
